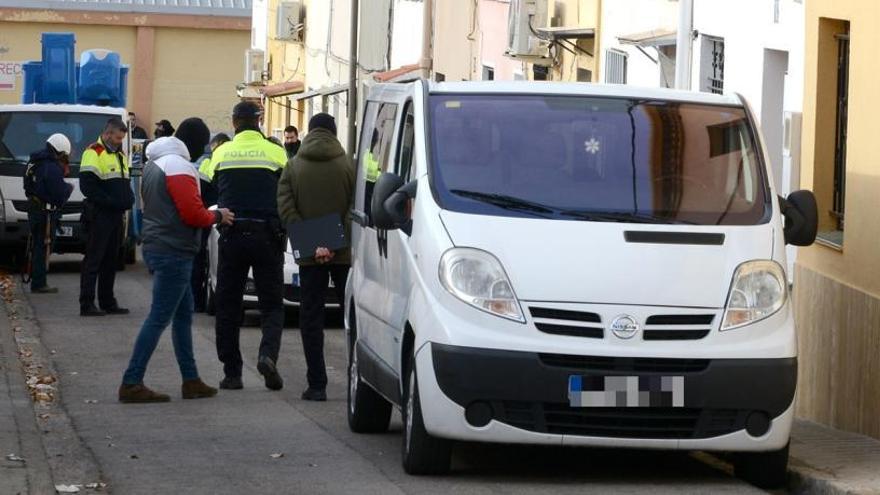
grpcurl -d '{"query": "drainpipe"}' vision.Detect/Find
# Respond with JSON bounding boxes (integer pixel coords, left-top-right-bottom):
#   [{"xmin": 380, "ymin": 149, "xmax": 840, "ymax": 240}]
[
  {"xmin": 347, "ymin": 0, "xmax": 359, "ymax": 159},
  {"xmin": 675, "ymin": 0, "xmax": 693, "ymax": 90},
  {"xmin": 420, "ymin": 0, "xmax": 434, "ymax": 77}
]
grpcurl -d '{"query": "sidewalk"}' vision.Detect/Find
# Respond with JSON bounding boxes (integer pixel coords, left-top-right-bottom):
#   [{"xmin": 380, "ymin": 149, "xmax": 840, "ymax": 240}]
[
  {"xmin": 789, "ymin": 420, "xmax": 880, "ymax": 494},
  {"xmin": 0, "ymin": 290, "xmax": 54, "ymax": 495}
]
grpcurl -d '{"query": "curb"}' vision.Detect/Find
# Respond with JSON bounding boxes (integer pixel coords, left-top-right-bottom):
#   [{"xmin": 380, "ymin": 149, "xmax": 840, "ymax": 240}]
[{"xmin": 0, "ymin": 273, "xmax": 108, "ymax": 493}]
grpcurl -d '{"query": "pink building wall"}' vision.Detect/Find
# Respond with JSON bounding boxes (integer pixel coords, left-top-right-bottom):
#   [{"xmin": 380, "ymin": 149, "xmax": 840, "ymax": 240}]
[{"xmin": 478, "ymin": 0, "xmax": 526, "ymax": 80}]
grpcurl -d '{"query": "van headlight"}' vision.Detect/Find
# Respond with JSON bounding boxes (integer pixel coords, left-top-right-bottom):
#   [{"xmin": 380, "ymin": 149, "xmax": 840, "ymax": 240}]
[
  {"xmin": 439, "ymin": 248, "xmax": 525, "ymax": 323},
  {"xmin": 721, "ymin": 260, "xmax": 787, "ymax": 330}
]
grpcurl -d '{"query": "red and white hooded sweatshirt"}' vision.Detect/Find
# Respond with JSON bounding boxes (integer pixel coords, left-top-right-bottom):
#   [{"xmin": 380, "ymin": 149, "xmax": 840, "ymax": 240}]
[{"xmin": 141, "ymin": 137, "xmax": 221, "ymax": 256}]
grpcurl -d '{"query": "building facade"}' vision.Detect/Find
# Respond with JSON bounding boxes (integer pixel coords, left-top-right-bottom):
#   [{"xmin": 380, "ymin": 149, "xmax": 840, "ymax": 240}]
[
  {"xmin": 795, "ymin": 0, "xmax": 880, "ymax": 440},
  {"xmin": 0, "ymin": 0, "xmax": 251, "ymax": 132}
]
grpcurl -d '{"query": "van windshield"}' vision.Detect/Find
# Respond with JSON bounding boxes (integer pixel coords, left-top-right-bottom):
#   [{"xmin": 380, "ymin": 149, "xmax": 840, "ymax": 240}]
[
  {"xmin": 0, "ymin": 111, "xmax": 112, "ymax": 165},
  {"xmin": 428, "ymin": 94, "xmax": 769, "ymax": 225}
]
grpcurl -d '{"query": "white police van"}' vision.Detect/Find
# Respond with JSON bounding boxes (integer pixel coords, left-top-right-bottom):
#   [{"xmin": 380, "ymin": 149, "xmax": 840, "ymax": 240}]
[{"xmin": 344, "ymin": 81, "xmax": 817, "ymax": 489}]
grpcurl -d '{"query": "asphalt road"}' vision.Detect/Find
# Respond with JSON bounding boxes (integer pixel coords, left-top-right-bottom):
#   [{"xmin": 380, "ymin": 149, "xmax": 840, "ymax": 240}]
[{"xmin": 11, "ymin": 254, "xmax": 774, "ymax": 494}]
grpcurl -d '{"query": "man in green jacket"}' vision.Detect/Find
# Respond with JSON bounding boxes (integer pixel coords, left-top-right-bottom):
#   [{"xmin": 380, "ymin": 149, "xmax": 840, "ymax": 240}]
[{"xmin": 277, "ymin": 113, "xmax": 354, "ymax": 401}]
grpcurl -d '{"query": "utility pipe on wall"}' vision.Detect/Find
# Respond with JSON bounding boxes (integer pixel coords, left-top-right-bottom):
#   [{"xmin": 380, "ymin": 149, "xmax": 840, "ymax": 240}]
[
  {"xmin": 347, "ymin": 0, "xmax": 359, "ymax": 159},
  {"xmin": 421, "ymin": 0, "xmax": 434, "ymax": 76},
  {"xmin": 675, "ymin": 0, "xmax": 693, "ymax": 90}
]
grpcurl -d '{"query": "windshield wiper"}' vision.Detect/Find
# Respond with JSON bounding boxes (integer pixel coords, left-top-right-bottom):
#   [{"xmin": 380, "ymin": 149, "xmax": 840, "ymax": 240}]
[
  {"xmin": 449, "ymin": 189, "xmax": 555, "ymax": 218},
  {"xmin": 560, "ymin": 210, "xmax": 694, "ymax": 225}
]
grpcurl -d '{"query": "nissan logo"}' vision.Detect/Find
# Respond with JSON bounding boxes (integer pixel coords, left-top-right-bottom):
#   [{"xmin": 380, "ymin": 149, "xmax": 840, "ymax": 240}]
[{"xmin": 610, "ymin": 315, "xmax": 640, "ymax": 339}]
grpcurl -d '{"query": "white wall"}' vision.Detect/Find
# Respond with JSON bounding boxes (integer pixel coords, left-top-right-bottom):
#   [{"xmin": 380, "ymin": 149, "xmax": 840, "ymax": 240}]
[
  {"xmin": 390, "ymin": 0, "xmax": 425, "ymax": 68},
  {"xmin": 252, "ymin": 0, "xmax": 268, "ymax": 51},
  {"xmin": 598, "ymin": 0, "xmax": 679, "ymax": 88}
]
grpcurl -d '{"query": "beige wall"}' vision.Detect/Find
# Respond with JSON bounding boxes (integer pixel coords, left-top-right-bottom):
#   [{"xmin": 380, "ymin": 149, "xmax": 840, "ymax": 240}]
[
  {"xmin": 0, "ymin": 12, "xmax": 248, "ymax": 136},
  {"xmin": 795, "ymin": 0, "xmax": 880, "ymax": 439},
  {"xmin": 433, "ymin": 0, "xmax": 477, "ymax": 81},
  {"xmin": 151, "ymin": 27, "xmax": 247, "ymax": 133}
]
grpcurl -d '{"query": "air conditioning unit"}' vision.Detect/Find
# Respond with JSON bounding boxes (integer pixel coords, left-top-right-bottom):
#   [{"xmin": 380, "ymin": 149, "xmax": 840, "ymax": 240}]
[
  {"xmin": 245, "ymin": 49, "xmax": 265, "ymax": 84},
  {"xmin": 505, "ymin": 0, "xmax": 551, "ymax": 62},
  {"xmin": 276, "ymin": 1, "xmax": 305, "ymax": 41}
]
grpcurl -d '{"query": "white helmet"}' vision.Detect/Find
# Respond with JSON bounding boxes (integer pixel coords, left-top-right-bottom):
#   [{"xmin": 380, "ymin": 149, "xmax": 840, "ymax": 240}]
[{"xmin": 46, "ymin": 133, "xmax": 71, "ymax": 155}]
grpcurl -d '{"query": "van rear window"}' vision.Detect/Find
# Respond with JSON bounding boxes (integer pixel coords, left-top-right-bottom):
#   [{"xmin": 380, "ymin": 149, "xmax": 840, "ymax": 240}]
[{"xmin": 427, "ymin": 95, "xmax": 770, "ymax": 226}]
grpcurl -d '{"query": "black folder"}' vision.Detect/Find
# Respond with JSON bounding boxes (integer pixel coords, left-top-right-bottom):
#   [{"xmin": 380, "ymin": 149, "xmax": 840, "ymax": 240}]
[{"xmin": 287, "ymin": 214, "xmax": 348, "ymax": 261}]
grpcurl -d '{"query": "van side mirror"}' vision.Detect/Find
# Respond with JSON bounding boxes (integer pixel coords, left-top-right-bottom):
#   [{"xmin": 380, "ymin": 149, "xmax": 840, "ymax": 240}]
[
  {"xmin": 780, "ymin": 190, "xmax": 818, "ymax": 246},
  {"xmin": 371, "ymin": 172, "xmax": 405, "ymax": 230},
  {"xmin": 384, "ymin": 179, "xmax": 418, "ymax": 235}
]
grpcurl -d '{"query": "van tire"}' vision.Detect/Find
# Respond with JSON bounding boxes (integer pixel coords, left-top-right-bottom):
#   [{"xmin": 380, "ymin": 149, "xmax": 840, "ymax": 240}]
[
  {"xmin": 734, "ymin": 442, "xmax": 790, "ymax": 490},
  {"xmin": 347, "ymin": 342, "xmax": 392, "ymax": 433},
  {"xmin": 401, "ymin": 357, "xmax": 452, "ymax": 475}
]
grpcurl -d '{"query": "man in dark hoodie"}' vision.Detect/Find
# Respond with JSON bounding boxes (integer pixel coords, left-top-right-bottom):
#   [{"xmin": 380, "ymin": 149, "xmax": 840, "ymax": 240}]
[
  {"xmin": 277, "ymin": 113, "xmax": 354, "ymax": 401},
  {"xmin": 23, "ymin": 133, "xmax": 75, "ymax": 293}
]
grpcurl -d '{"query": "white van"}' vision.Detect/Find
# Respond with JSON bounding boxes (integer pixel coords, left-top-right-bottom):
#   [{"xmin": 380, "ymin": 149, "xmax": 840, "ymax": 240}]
[
  {"xmin": 344, "ymin": 81, "xmax": 817, "ymax": 488},
  {"xmin": 0, "ymin": 104, "xmax": 136, "ymax": 262}
]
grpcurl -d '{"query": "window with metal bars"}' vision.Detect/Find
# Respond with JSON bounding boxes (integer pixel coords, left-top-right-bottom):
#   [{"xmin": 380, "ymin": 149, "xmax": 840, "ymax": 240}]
[
  {"xmin": 604, "ymin": 49, "xmax": 628, "ymax": 84},
  {"xmin": 832, "ymin": 28, "xmax": 850, "ymax": 232},
  {"xmin": 700, "ymin": 36, "xmax": 724, "ymax": 94}
]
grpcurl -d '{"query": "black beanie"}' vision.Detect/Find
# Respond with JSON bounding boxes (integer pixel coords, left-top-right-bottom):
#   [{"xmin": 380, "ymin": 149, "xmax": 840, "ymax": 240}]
[
  {"xmin": 174, "ymin": 117, "xmax": 210, "ymax": 162},
  {"xmin": 308, "ymin": 113, "xmax": 337, "ymax": 136}
]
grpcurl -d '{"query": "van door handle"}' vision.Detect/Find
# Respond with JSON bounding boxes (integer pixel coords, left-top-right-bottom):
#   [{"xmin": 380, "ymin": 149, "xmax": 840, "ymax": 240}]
[{"xmin": 351, "ymin": 209, "xmax": 367, "ymax": 227}]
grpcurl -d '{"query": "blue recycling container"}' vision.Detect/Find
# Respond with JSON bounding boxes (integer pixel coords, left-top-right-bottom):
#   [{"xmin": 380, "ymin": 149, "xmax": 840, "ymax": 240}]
[
  {"xmin": 78, "ymin": 49, "xmax": 125, "ymax": 107},
  {"xmin": 38, "ymin": 32, "xmax": 76, "ymax": 104},
  {"xmin": 20, "ymin": 61, "xmax": 43, "ymax": 104}
]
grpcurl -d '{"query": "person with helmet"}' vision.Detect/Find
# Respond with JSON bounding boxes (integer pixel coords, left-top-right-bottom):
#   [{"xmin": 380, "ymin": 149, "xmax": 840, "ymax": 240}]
[
  {"xmin": 22, "ymin": 133, "xmax": 75, "ymax": 293},
  {"xmin": 207, "ymin": 101, "xmax": 288, "ymax": 391},
  {"xmin": 79, "ymin": 117, "xmax": 134, "ymax": 317}
]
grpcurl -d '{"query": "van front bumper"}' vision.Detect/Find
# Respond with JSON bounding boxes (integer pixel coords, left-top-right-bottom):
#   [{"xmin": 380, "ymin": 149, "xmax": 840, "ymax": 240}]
[{"xmin": 416, "ymin": 342, "xmax": 795, "ymax": 451}]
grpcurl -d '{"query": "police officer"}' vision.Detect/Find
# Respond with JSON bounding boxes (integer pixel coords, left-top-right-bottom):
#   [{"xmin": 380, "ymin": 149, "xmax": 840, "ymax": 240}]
[
  {"xmin": 208, "ymin": 102, "xmax": 288, "ymax": 391},
  {"xmin": 79, "ymin": 118, "xmax": 134, "ymax": 317}
]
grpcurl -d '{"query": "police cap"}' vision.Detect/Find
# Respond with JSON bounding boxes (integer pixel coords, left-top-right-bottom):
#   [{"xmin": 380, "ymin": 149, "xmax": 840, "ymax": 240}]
[{"xmin": 232, "ymin": 101, "xmax": 263, "ymax": 119}]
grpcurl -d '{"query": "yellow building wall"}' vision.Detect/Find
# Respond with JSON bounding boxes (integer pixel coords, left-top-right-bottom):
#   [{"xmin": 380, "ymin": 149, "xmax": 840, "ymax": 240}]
[
  {"xmin": 549, "ymin": 0, "xmax": 600, "ymax": 82},
  {"xmin": 0, "ymin": 22, "xmax": 137, "ymax": 106},
  {"xmin": 151, "ymin": 27, "xmax": 248, "ymax": 134},
  {"xmin": 795, "ymin": 0, "xmax": 880, "ymax": 439},
  {"xmin": 799, "ymin": 0, "xmax": 880, "ymax": 296},
  {"xmin": 0, "ymin": 19, "xmax": 247, "ymax": 135},
  {"xmin": 262, "ymin": 0, "xmax": 306, "ymax": 137}
]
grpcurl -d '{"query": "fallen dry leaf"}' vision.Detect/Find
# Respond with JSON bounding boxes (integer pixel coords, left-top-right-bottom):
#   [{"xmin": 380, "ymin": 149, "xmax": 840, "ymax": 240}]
[
  {"xmin": 55, "ymin": 484, "xmax": 81, "ymax": 493},
  {"xmin": 84, "ymin": 399, "xmax": 98, "ymax": 404},
  {"xmin": 5, "ymin": 453, "xmax": 25, "ymax": 462},
  {"xmin": 270, "ymin": 453, "xmax": 285, "ymax": 459}
]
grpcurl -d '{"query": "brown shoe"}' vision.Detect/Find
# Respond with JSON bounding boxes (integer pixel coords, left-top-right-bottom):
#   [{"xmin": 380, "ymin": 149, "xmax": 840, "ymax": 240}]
[
  {"xmin": 118, "ymin": 384, "xmax": 171, "ymax": 403},
  {"xmin": 182, "ymin": 379, "xmax": 218, "ymax": 400}
]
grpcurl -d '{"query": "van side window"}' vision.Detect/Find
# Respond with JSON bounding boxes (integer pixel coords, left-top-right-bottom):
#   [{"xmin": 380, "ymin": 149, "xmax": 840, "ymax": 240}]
[
  {"xmin": 363, "ymin": 102, "xmax": 398, "ymax": 222},
  {"xmin": 396, "ymin": 102, "xmax": 415, "ymax": 181}
]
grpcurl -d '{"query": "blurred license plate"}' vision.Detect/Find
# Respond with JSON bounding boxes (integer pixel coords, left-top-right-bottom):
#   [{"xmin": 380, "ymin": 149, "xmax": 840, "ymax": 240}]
[
  {"xmin": 57, "ymin": 225, "xmax": 74, "ymax": 238},
  {"xmin": 567, "ymin": 375, "xmax": 684, "ymax": 408}
]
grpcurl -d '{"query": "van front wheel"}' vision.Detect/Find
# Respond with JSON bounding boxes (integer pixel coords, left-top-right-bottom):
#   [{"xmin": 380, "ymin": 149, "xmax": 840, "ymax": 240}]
[
  {"xmin": 401, "ymin": 358, "xmax": 452, "ymax": 475},
  {"xmin": 734, "ymin": 442, "xmax": 790, "ymax": 489},
  {"xmin": 347, "ymin": 344, "xmax": 392, "ymax": 433}
]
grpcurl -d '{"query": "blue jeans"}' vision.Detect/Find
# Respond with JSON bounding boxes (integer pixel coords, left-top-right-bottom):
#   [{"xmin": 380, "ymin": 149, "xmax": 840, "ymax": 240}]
[{"xmin": 122, "ymin": 250, "xmax": 199, "ymax": 385}]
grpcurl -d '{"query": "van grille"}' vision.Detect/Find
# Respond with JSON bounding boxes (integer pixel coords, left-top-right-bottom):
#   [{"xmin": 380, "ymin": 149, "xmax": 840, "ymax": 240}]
[
  {"xmin": 13, "ymin": 200, "xmax": 84, "ymax": 216},
  {"xmin": 643, "ymin": 314, "xmax": 715, "ymax": 341},
  {"xmin": 495, "ymin": 401, "xmax": 744, "ymax": 439},
  {"xmin": 529, "ymin": 307, "xmax": 604, "ymax": 339},
  {"xmin": 538, "ymin": 353, "xmax": 710, "ymax": 373}
]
